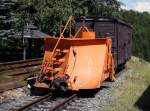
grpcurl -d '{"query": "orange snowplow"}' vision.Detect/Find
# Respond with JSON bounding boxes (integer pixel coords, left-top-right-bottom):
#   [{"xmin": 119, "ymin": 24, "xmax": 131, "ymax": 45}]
[{"xmin": 28, "ymin": 16, "xmax": 115, "ymax": 93}]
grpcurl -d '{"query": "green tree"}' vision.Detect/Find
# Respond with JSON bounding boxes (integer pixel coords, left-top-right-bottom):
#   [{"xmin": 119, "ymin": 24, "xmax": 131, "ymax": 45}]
[
  {"xmin": 15, "ymin": 0, "xmax": 121, "ymax": 34},
  {"xmin": 114, "ymin": 10, "xmax": 150, "ymax": 61}
]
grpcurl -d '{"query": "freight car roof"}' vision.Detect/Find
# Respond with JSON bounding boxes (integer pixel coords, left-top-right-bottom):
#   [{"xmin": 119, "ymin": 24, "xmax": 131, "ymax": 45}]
[{"xmin": 75, "ymin": 16, "xmax": 132, "ymax": 29}]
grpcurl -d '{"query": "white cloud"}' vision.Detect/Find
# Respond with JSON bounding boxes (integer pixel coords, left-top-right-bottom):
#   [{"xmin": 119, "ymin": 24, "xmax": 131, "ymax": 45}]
[{"xmin": 133, "ymin": 1, "xmax": 150, "ymax": 12}]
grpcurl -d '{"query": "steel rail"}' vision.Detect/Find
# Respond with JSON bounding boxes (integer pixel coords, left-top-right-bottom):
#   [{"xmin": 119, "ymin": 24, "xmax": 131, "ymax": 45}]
[
  {"xmin": 0, "ymin": 58, "xmax": 42, "ymax": 92},
  {"xmin": 50, "ymin": 93, "xmax": 77, "ymax": 111},
  {"xmin": 0, "ymin": 58, "xmax": 42, "ymax": 66},
  {"xmin": 0, "ymin": 59, "xmax": 42, "ymax": 71},
  {"xmin": 15, "ymin": 93, "xmax": 77, "ymax": 111},
  {"xmin": 16, "ymin": 93, "xmax": 52, "ymax": 111}
]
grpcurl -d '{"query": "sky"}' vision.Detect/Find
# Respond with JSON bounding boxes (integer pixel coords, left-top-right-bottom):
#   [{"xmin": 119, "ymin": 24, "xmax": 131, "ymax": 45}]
[{"xmin": 120, "ymin": 0, "xmax": 150, "ymax": 13}]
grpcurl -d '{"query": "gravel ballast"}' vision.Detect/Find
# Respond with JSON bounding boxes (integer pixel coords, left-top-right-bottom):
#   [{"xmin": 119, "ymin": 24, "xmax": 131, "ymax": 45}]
[
  {"xmin": 0, "ymin": 62, "xmax": 133, "ymax": 111},
  {"xmin": 65, "ymin": 64, "xmax": 133, "ymax": 111}
]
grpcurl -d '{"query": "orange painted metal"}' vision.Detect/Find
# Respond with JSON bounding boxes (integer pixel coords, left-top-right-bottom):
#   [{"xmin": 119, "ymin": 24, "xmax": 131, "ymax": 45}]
[
  {"xmin": 42, "ymin": 35, "xmax": 115, "ymax": 91},
  {"xmin": 81, "ymin": 32, "xmax": 95, "ymax": 39},
  {"xmin": 36, "ymin": 16, "xmax": 115, "ymax": 91}
]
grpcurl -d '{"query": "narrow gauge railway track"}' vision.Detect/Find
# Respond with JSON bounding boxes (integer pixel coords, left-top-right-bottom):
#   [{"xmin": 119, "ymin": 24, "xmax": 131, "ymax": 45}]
[
  {"xmin": 0, "ymin": 81, "xmax": 25, "ymax": 93},
  {"xmin": 0, "ymin": 58, "xmax": 42, "ymax": 92},
  {"xmin": 14, "ymin": 93, "xmax": 77, "ymax": 111},
  {"xmin": 0, "ymin": 58, "xmax": 42, "ymax": 73}
]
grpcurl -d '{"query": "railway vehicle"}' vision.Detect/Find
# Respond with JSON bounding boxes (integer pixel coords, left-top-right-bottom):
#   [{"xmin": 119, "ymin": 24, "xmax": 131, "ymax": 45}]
[
  {"xmin": 75, "ymin": 16, "xmax": 132, "ymax": 69},
  {"xmin": 27, "ymin": 16, "xmax": 132, "ymax": 95}
]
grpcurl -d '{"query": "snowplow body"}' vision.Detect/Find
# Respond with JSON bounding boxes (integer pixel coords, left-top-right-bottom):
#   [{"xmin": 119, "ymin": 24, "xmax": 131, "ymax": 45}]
[{"xmin": 42, "ymin": 36, "xmax": 115, "ymax": 91}]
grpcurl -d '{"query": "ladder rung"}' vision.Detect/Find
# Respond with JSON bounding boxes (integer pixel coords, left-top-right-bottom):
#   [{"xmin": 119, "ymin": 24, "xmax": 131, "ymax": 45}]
[
  {"xmin": 55, "ymin": 49, "xmax": 69, "ymax": 53},
  {"xmin": 53, "ymin": 62, "xmax": 62, "ymax": 65},
  {"xmin": 52, "ymin": 58, "xmax": 56, "ymax": 61},
  {"xmin": 50, "ymin": 70, "xmax": 58, "ymax": 74},
  {"xmin": 47, "ymin": 67, "xmax": 52, "ymax": 70},
  {"xmin": 58, "ymin": 58, "xmax": 65, "ymax": 63},
  {"xmin": 62, "ymin": 49, "xmax": 69, "ymax": 53},
  {"xmin": 57, "ymin": 52, "xmax": 62, "ymax": 56},
  {"xmin": 46, "ymin": 67, "xmax": 61, "ymax": 73},
  {"xmin": 54, "ymin": 68, "xmax": 61, "ymax": 72},
  {"xmin": 55, "ymin": 49, "xmax": 61, "ymax": 52},
  {"xmin": 50, "ymin": 68, "xmax": 61, "ymax": 73},
  {"xmin": 51, "ymin": 58, "xmax": 65, "ymax": 63}
]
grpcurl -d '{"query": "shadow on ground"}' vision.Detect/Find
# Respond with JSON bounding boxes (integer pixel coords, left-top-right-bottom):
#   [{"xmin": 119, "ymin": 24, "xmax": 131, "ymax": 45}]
[
  {"xmin": 135, "ymin": 85, "xmax": 150, "ymax": 111},
  {"xmin": 77, "ymin": 86, "xmax": 110, "ymax": 98}
]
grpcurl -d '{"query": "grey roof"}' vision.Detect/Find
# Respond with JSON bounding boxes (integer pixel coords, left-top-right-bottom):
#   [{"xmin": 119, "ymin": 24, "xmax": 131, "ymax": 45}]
[{"xmin": 15, "ymin": 24, "xmax": 47, "ymax": 38}]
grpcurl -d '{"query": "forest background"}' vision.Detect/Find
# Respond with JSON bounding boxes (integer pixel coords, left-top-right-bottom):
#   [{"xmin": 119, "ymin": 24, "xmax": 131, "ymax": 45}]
[{"xmin": 0, "ymin": 0, "xmax": 150, "ymax": 61}]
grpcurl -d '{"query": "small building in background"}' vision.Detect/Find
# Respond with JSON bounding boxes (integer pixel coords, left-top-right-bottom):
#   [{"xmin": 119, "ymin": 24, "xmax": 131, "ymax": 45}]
[{"xmin": 15, "ymin": 24, "xmax": 48, "ymax": 60}]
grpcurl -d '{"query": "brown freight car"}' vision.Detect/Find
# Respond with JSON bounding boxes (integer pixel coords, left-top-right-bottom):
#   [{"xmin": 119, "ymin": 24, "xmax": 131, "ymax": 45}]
[{"xmin": 75, "ymin": 16, "xmax": 132, "ymax": 71}]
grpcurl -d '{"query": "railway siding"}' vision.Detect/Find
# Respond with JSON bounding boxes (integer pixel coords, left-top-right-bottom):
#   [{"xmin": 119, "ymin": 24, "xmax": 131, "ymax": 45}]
[
  {"xmin": 0, "ymin": 58, "xmax": 42, "ymax": 92},
  {"xmin": 0, "ymin": 57, "xmax": 149, "ymax": 111}
]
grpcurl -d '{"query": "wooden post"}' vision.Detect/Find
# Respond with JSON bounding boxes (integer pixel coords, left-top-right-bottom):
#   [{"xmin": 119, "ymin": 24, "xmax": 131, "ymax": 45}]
[
  {"xmin": 23, "ymin": 37, "xmax": 26, "ymax": 60},
  {"xmin": 21, "ymin": 15, "xmax": 26, "ymax": 60}
]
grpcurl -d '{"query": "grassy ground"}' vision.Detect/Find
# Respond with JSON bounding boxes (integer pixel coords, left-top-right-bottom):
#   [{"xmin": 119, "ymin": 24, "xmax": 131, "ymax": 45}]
[{"xmin": 103, "ymin": 56, "xmax": 150, "ymax": 111}]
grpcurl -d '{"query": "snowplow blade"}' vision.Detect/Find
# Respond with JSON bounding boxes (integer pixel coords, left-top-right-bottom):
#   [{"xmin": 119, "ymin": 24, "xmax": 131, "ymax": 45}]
[{"xmin": 44, "ymin": 37, "xmax": 115, "ymax": 91}]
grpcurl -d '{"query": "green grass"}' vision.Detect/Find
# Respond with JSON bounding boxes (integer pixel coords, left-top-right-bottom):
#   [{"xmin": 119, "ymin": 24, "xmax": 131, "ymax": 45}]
[{"xmin": 103, "ymin": 56, "xmax": 150, "ymax": 111}]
